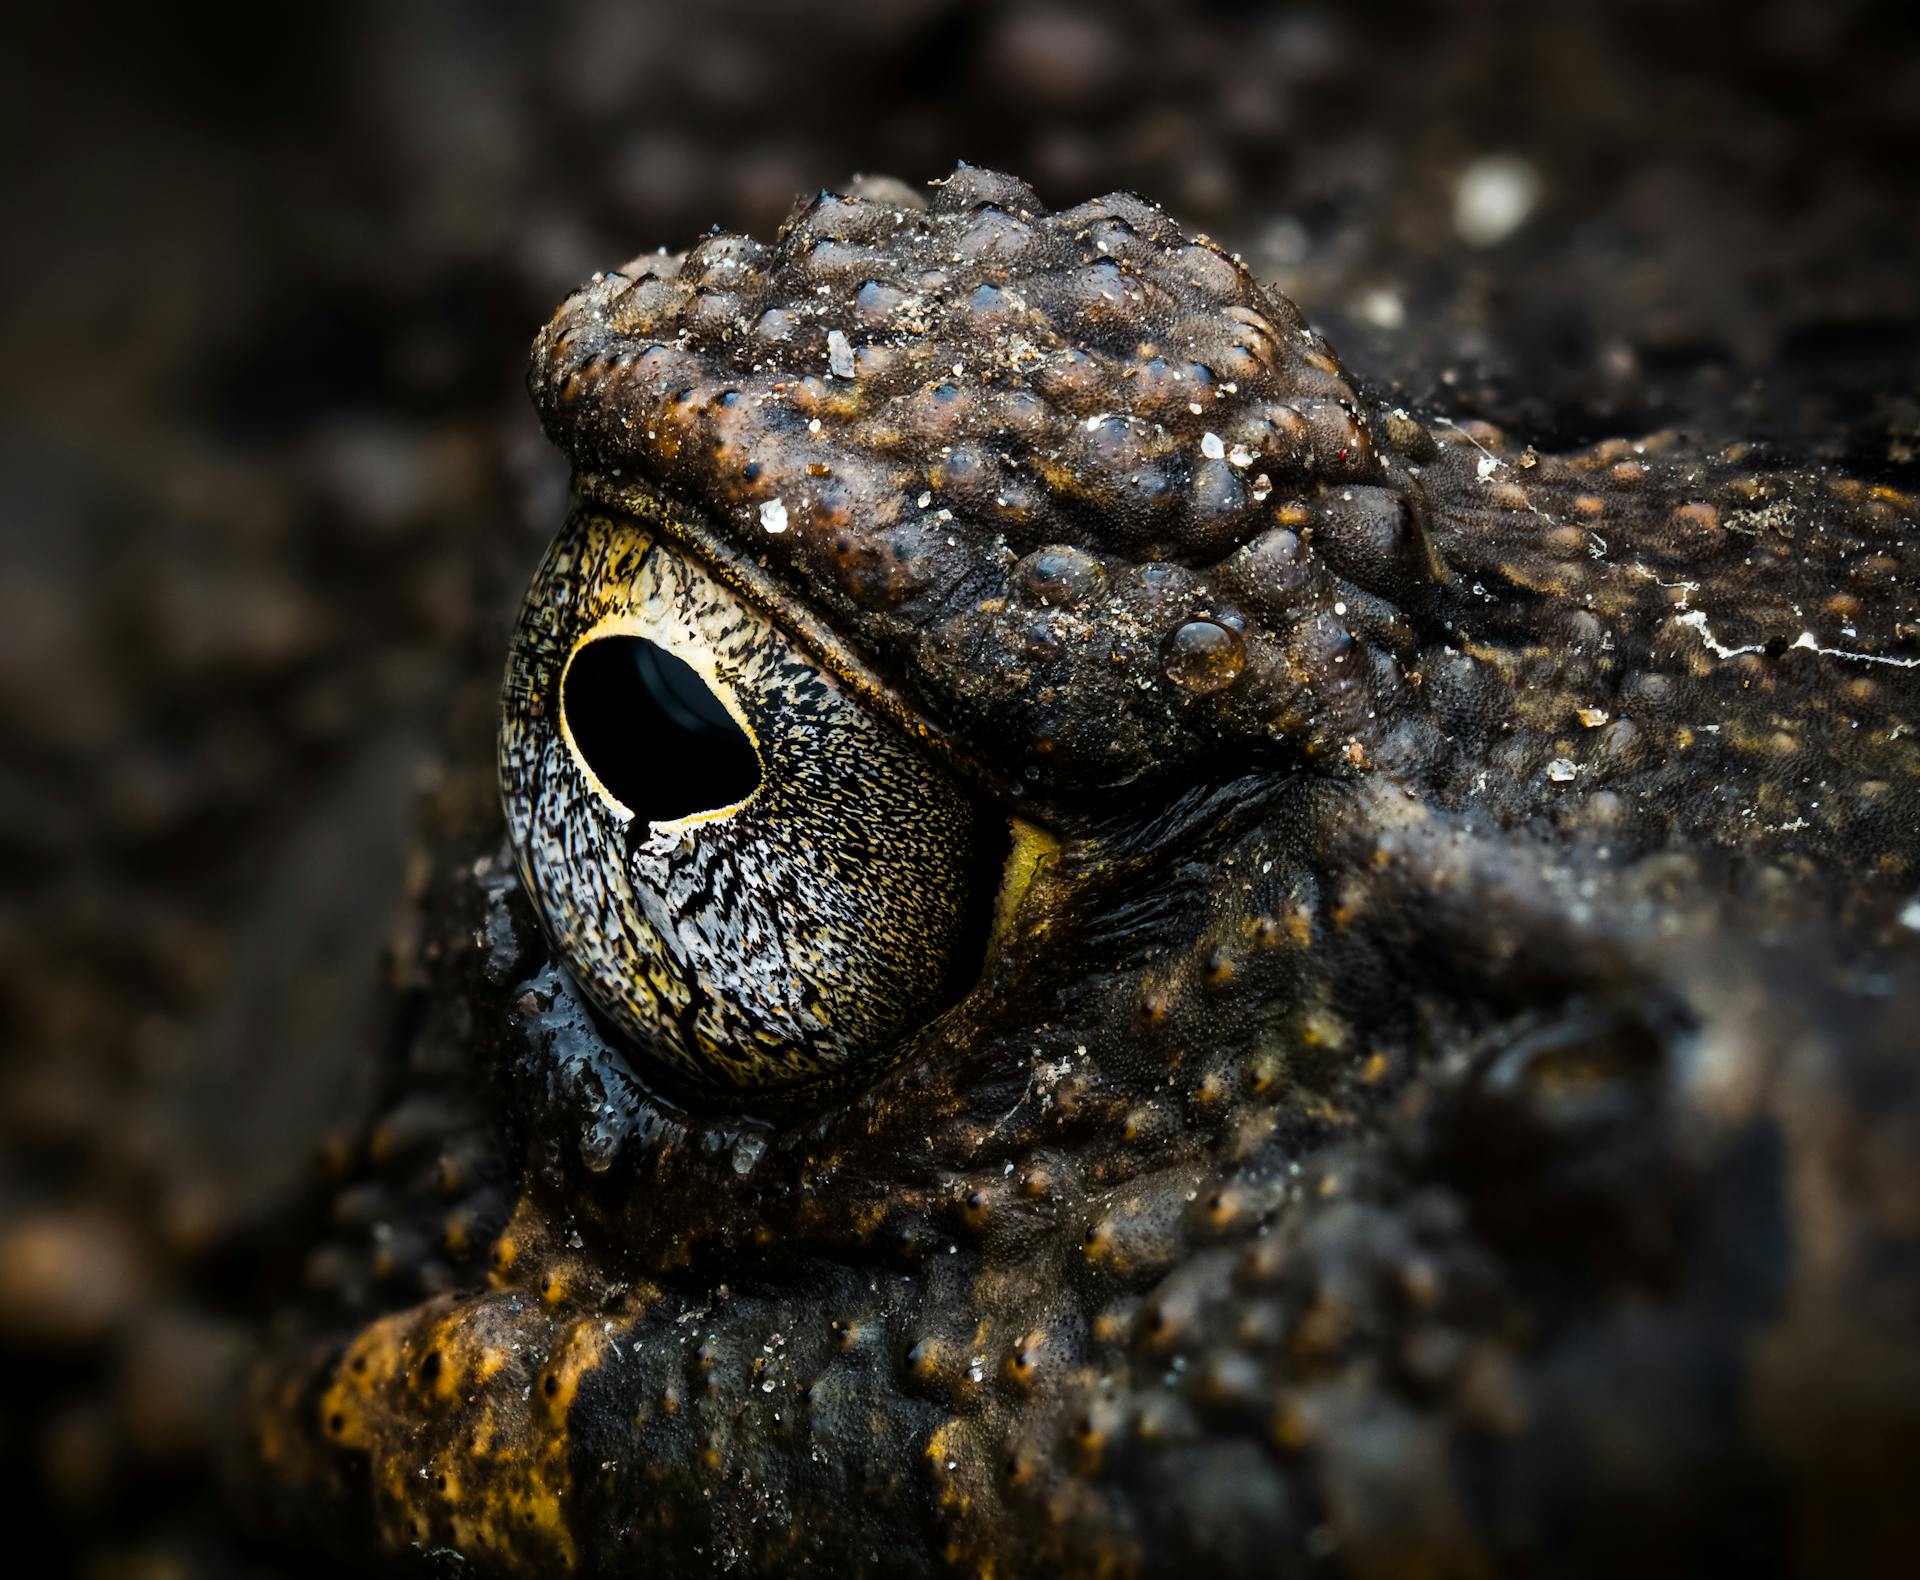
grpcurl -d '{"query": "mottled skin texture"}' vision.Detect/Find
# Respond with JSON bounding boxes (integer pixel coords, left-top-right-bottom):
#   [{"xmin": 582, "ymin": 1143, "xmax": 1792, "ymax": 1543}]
[{"xmin": 244, "ymin": 171, "xmax": 1920, "ymax": 1577}]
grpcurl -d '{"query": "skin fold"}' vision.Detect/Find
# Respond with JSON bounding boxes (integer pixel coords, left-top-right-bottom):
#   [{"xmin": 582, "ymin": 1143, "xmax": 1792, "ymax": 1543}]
[{"xmin": 239, "ymin": 169, "xmax": 1920, "ymax": 1577}]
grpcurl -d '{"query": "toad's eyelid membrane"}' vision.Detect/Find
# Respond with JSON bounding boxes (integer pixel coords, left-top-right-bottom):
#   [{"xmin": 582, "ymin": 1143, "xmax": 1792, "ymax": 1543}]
[{"xmin": 500, "ymin": 507, "xmax": 998, "ymax": 1095}]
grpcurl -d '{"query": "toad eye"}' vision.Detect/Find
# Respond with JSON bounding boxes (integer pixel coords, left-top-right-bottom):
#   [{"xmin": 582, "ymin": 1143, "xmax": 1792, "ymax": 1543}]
[{"xmin": 499, "ymin": 507, "xmax": 995, "ymax": 1095}]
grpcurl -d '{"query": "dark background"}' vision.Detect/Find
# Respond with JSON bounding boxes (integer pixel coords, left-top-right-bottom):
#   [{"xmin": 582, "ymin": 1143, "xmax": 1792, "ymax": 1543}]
[{"xmin": 2, "ymin": 2, "xmax": 1917, "ymax": 1571}]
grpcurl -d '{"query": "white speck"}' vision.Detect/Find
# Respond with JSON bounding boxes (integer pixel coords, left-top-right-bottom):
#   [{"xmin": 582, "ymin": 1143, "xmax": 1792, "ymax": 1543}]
[
  {"xmin": 1085, "ymin": 413, "xmax": 1108, "ymax": 432},
  {"xmin": 918, "ymin": 491, "xmax": 933, "ymax": 508},
  {"xmin": 1227, "ymin": 443, "xmax": 1255, "ymax": 468},
  {"xmin": 1189, "ymin": 402, "xmax": 1205, "ymax": 415},
  {"xmin": 808, "ymin": 416, "xmax": 822, "ymax": 433},
  {"xmin": 1547, "ymin": 758, "xmax": 1578, "ymax": 783},
  {"xmin": 827, "ymin": 329, "xmax": 855, "ymax": 379},
  {"xmin": 1900, "ymin": 897, "xmax": 1920, "ymax": 931},
  {"xmin": 1358, "ymin": 288, "xmax": 1405, "ymax": 330},
  {"xmin": 1251, "ymin": 472, "xmax": 1272, "ymax": 501},
  {"xmin": 758, "ymin": 499, "xmax": 789, "ymax": 535},
  {"xmin": 1476, "ymin": 453, "xmax": 1499, "ymax": 481},
  {"xmin": 1333, "ymin": 601, "xmax": 1347, "ymax": 616},
  {"xmin": 1200, "ymin": 431, "xmax": 1226, "ymax": 460},
  {"xmin": 953, "ymin": 362, "xmax": 964, "ymax": 376},
  {"xmin": 1455, "ymin": 155, "xmax": 1541, "ymax": 247}
]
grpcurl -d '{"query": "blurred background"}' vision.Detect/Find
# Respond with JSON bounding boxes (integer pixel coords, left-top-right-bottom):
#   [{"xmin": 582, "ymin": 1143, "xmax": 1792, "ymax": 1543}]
[{"xmin": 2, "ymin": 1, "xmax": 1917, "ymax": 1572}]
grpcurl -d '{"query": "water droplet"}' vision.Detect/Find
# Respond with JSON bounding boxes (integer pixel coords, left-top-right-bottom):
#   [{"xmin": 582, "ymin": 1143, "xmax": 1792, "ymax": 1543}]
[
  {"xmin": 1015, "ymin": 545, "xmax": 1105, "ymax": 608},
  {"xmin": 1164, "ymin": 619, "xmax": 1245, "ymax": 693}
]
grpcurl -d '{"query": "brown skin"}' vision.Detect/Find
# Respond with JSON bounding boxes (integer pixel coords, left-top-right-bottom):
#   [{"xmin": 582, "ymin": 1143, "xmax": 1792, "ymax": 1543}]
[{"xmin": 242, "ymin": 172, "xmax": 1920, "ymax": 1577}]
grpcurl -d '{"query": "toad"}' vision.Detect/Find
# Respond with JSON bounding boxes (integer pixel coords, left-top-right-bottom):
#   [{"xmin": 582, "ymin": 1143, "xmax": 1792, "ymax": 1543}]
[{"xmin": 243, "ymin": 168, "xmax": 1920, "ymax": 1577}]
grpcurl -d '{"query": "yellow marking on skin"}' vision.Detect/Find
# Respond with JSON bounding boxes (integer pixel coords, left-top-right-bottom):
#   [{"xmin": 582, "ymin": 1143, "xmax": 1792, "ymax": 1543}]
[
  {"xmin": 323, "ymin": 1308, "xmax": 414, "ymax": 1451},
  {"xmin": 989, "ymin": 816, "xmax": 1063, "ymax": 949},
  {"xmin": 1244, "ymin": 1050, "xmax": 1285, "ymax": 1093},
  {"xmin": 1299, "ymin": 1009, "xmax": 1348, "ymax": 1051},
  {"xmin": 926, "ymin": 1417, "xmax": 986, "ymax": 1518},
  {"xmin": 538, "ymin": 1316, "xmax": 616, "ymax": 1419},
  {"xmin": 488, "ymin": 1194, "xmax": 549, "ymax": 1285}
]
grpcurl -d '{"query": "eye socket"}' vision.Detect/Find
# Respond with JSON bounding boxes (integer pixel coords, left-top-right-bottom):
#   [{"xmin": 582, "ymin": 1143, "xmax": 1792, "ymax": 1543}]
[
  {"xmin": 500, "ymin": 508, "xmax": 997, "ymax": 1097},
  {"xmin": 562, "ymin": 636, "xmax": 761, "ymax": 824}
]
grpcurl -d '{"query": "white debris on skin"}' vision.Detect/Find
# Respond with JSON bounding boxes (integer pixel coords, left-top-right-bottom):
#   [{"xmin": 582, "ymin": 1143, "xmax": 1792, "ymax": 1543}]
[
  {"xmin": 759, "ymin": 498, "xmax": 789, "ymax": 534},
  {"xmin": 826, "ymin": 328, "xmax": 855, "ymax": 379},
  {"xmin": 1200, "ymin": 431, "xmax": 1226, "ymax": 460},
  {"xmin": 1678, "ymin": 610, "xmax": 1920, "ymax": 670},
  {"xmin": 1787, "ymin": 630, "xmax": 1920, "ymax": 670},
  {"xmin": 1674, "ymin": 608, "xmax": 1763, "ymax": 659},
  {"xmin": 1547, "ymin": 758, "xmax": 1577, "ymax": 783}
]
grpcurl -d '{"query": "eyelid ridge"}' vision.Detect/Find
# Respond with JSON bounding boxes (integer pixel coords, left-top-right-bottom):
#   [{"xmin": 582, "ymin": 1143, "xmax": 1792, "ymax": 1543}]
[{"xmin": 573, "ymin": 469, "xmax": 1053, "ymax": 823}]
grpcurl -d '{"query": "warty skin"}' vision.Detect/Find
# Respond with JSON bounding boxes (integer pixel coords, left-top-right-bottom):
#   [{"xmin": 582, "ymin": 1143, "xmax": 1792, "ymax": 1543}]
[{"xmin": 241, "ymin": 168, "xmax": 1920, "ymax": 1578}]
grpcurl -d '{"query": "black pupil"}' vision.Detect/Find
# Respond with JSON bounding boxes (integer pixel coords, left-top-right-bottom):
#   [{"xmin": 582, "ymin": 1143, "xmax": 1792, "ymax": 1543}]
[{"xmin": 563, "ymin": 637, "xmax": 761, "ymax": 823}]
